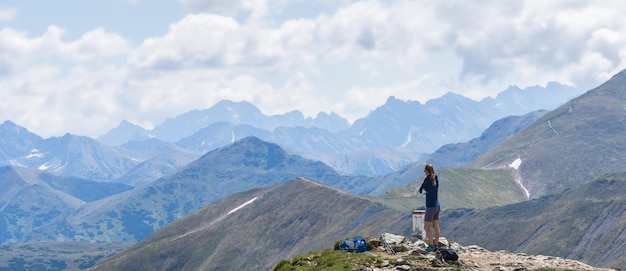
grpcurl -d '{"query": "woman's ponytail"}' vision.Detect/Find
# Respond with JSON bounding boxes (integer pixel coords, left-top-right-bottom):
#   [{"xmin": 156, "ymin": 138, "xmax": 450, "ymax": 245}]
[{"xmin": 425, "ymin": 164, "xmax": 436, "ymax": 186}]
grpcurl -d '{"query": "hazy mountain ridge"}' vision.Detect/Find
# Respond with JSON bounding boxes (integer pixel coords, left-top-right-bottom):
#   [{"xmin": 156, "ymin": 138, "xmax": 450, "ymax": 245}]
[
  {"xmin": 111, "ymin": 149, "xmax": 199, "ymax": 187},
  {"xmin": 36, "ymin": 134, "xmax": 139, "ymax": 181},
  {"xmin": 113, "ymin": 138, "xmax": 202, "ymax": 187},
  {"xmin": 424, "ymin": 110, "xmax": 546, "ymax": 167},
  {"xmin": 0, "ymin": 120, "xmax": 43, "ymax": 162},
  {"xmin": 42, "ymin": 137, "xmax": 376, "ymax": 243},
  {"xmin": 0, "ymin": 128, "xmax": 141, "ymax": 182},
  {"xmin": 483, "ymin": 82, "xmax": 579, "ymax": 113},
  {"xmin": 0, "ymin": 166, "xmax": 132, "ymax": 244},
  {"xmin": 174, "ymin": 121, "xmax": 272, "ymax": 152},
  {"xmin": 117, "ymin": 100, "xmax": 352, "ymax": 143},
  {"xmin": 0, "ymin": 242, "xmax": 130, "ymax": 271},
  {"xmin": 96, "ymin": 120, "xmax": 150, "ymax": 147},
  {"xmin": 122, "ymin": 83, "xmax": 579, "ymax": 175},
  {"xmin": 3, "ymin": 136, "xmax": 527, "ymax": 247},
  {"xmin": 0, "ymin": 82, "xmax": 580, "ymax": 181}
]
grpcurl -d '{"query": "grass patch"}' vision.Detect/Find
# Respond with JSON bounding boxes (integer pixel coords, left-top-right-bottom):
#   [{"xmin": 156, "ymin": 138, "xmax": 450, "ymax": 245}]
[{"xmin": 272, "ymin": 249, "xmax": 382, "ymax": 271}]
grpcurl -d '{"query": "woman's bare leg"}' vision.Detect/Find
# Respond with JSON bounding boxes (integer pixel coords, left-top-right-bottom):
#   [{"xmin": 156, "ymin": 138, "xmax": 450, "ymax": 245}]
[
  {"xmin": 433, "ymin": 219, "xmax": 440, "ymax": 248},
  {"xmin": 424, "ymin": 221, "xmax": 433, "ymax": 246}
]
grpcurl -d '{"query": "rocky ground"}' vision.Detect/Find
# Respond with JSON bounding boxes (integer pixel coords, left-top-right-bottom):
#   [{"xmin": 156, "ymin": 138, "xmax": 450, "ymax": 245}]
[{"xmin": 362, "ymin": 233, "xmax": 618, "ymax": 271}]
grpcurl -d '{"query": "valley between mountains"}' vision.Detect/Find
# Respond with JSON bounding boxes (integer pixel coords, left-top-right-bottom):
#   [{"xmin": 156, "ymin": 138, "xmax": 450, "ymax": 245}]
[{"xmin": 2, "ymin": 71, "xmax": 626, "ymax": 270}]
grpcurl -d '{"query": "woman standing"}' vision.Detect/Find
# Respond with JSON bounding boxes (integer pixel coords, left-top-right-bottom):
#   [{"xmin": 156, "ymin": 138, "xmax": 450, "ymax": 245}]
[{"xmin": 418, "ymin": 164, "xmax": 440, "ymax": 252}]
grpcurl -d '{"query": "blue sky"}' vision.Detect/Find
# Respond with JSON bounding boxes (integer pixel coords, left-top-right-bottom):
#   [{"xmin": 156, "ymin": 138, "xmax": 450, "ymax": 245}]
[{"xmin": 1, "ymin": 0, "xmax": 624, "ymax": 137}]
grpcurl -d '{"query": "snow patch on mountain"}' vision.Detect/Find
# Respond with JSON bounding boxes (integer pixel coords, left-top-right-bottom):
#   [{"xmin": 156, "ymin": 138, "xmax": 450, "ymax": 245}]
[
  {"xmin": 39, "ymin": 162, "xmax": 66, "ymax": 172},
  {"xmin": 25, "ymin": 149, "xmax": 43, "ymax": 159},
  {"xmin": 509, "ymin": 158, "xmax": 529, "ymax": 198},
  {"xmin": 9, "ymin": 159, "xmax": 24, "ymax": 167},
  {"xmin": 228, "ymin": 197, "xmax": 258, "ymax": 215},
  {"xmin": 509, "ymin": 158, "xmax": 521, "ymax": 169},
  {"xmin": 402, "ymin": 131, "xmax": 413, "ymax": 148}
]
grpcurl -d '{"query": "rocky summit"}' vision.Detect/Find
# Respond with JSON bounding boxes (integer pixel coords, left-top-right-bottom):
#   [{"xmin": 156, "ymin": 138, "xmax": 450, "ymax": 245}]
[{"xmin": 277, "ymin": 233, "xmax": 618, "ymax": 271}]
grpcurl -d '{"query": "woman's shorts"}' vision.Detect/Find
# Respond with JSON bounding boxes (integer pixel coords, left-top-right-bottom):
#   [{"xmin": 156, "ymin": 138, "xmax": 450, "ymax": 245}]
[{"xmin": 424, "ymin": 206, "xmax": 440, "ymax": 222}]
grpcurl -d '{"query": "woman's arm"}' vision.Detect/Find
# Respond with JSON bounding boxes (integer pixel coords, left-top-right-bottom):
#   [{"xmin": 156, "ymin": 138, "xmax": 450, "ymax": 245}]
[{"xmin": 416, "ymin": 178, "xmax": 427, "ymax": 194}]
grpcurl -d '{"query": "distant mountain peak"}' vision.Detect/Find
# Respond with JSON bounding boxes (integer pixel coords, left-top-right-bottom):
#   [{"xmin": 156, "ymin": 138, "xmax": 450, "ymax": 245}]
[
  {"xmin": 117, "ymin": 120, "xmax": 143, "ymax": 129},
  {"xmin": 210, "ymin": 136, "xmax": 290, "ymax": 170},
  {"xmin": 382, "ymin": 95, "xmax": 418, "ymax": 107},
  {"xmin": 441, "ymin": 91, "xmax": 467, "ymax": 99},
  {"xmin": 235, "ymin": 135, "xmax": 265, "ymax": 144},
  {"xmin": 97, "ymin": 120, "xmax": 150, "ymax": 146},
  {"xmin": 385, "ymin": 95, "xmax": 399, "ymax": 102},
  {"xmin": 0, "ymin": 120, "xmax": 34, "ymax": 135},
  {"xmin": 211, "ymin": 100, "xmax": 263, "ymax": 115},
  {"xmin": 1, "ymin": 120, "xmax": 18, "ymax": 128}
]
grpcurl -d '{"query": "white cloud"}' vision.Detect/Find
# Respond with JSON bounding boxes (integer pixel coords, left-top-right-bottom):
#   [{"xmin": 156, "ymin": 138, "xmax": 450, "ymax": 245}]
[
  {"xmin": 3, "ymin": 0, "xmax": 626, "ymax": 138},
  {"xmin": 442, "ymin": 0, "xmax": 626, "ymax": 90},
  {"xmin": 317, "ymin": 1, "xmax": 451, "ymax": 65},
  {"xmin": 179, "ymin": 0, "xmax": 272, "ymax": 22},
  {"xmin": 130, "ymin": 14, "xmax": 242, "ymax": 70},
  {"xmin": 180, "ymin": 0, "xmax": 243, "ymax": 11},
  {"xmin": 1, "ymin": 63, "xmax": 130, "ymax": 137},
  {"xmin": 0, "ymin": 26, "xmax": 130, "ymax": 69},
  {"xmin": 130, "ymin": 13, "xmax": 315, "ymax": 73},
  {"xmin": 0, "ymin": 8, "xmax": 18, "ymax": 22},
  {"xmin": 0, "ymin": 25, "xmax": 132, "ymax": 137},
  {"xmin": 65, "ymin": 28, "xmax": 132, "ymax": 61}
]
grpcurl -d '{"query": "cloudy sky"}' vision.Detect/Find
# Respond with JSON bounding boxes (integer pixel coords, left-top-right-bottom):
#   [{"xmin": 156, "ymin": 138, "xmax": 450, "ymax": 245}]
[{"xmin": 1, "ymin": 0, "xmax": 624, "ymax": 138}]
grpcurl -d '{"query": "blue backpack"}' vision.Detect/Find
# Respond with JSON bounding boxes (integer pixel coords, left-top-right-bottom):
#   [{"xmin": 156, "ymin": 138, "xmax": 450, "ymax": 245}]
[{"xmin": 339, "ymin": 237, "xmax": 367, "ymax": 253}]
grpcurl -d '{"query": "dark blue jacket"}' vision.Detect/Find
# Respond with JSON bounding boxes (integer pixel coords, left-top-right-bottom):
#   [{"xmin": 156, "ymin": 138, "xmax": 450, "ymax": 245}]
[{"xmin": 419, "ymin": 175, "xmax": 439, "ymax": 207}]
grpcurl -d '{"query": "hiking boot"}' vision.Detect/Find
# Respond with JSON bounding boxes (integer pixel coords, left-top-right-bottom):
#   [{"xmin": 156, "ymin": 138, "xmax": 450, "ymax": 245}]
[{"xmin": 425, "ymin": 245, "xmax": 436, "ymax": 252}]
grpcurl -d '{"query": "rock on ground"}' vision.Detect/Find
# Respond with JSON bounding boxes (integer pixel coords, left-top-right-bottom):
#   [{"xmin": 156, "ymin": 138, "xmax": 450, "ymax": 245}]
[{"xmin": 364, "ymin": 233, "xmax": 617, "ymax": 271}]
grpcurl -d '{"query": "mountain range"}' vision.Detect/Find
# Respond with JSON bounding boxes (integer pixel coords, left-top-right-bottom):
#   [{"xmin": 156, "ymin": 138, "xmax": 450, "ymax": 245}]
[
  {"xmin": 0, "ymin": 82, "xmax": 579, "ymax": 184},
  {"xmin": 0, "ymin": 166, "xmax": 132, "ymax": 244},
  {"xmin": 3, "ymin": 135, "xmax": 526, "ymax": 246},
  {"xmin": 101, "ymin": 82, "xmax": 579, "ymax": 176},
  {"xmin": 86, "ymin": 72, "xmax": 626, "ymax": 270},
  {"xmin": 100, "ymin": 81, "xmax": 576, "ymax": 147},
  {"xmin": 62, "ymin": 137, "xmax": 375, "ymax": 243},
  {"xmin": 0, "ymin": 242, "xmax": 129, "ymax": 271},
  {"xmin": 0, "ymin": 123, "xmax": 140, "ymax": 182},
  {"xmin": 423, "ymin": 109, "xmax": 546, "ymax": 168},
  {"xmin": 4, "ymin": 73, "xmax": 626, "ymax": 270}
]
